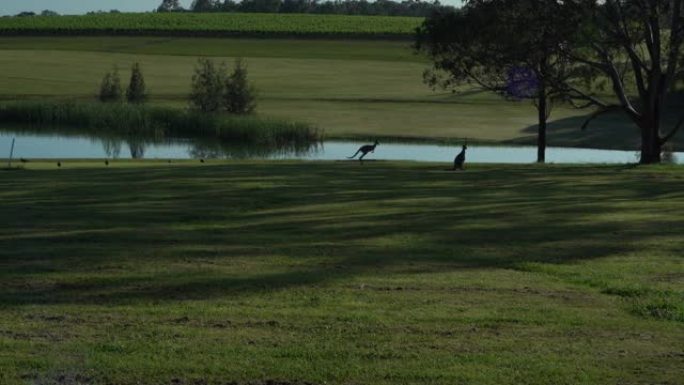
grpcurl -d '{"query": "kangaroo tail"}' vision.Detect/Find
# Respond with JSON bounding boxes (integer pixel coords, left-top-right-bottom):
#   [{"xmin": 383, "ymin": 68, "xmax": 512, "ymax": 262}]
[{"xmin": 347, "ymin": 150, "xmax": 360, "ymax": 159}]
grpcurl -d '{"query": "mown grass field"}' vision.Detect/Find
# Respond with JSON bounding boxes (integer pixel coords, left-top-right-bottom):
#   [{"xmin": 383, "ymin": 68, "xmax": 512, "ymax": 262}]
[
  {"xmin": 2, "ymin": 36, "xmax": 674, "ymax": 150},
  {"xmin": 1, "ymin": 161, "xmax": 683, "ymax": 385}
]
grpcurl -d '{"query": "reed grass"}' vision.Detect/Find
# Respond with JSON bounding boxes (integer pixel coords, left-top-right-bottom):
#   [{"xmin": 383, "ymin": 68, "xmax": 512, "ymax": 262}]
[{"xmin": 0, "ymin": 100, "xmax": 321, "ymax": 145}]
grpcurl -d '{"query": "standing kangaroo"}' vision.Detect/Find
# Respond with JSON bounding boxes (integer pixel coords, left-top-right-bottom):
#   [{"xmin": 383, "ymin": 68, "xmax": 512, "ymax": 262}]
[
  {"xmin": 348, "ymin": 140, "xmax": 379, "ymax": 162},
  {"xmin": 453, "ymin": 141, "xmax": 467, "ymax": 170}
]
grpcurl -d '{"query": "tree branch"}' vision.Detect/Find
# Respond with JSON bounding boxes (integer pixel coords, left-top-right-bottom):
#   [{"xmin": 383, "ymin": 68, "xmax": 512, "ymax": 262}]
[
  {"xmin": 566, "ymin": 98, "xmax": 596, "ymax": 109},
  {"xmin": 664, "ymin": 0, "xmax": 683, "ymax": 95},
  {"xmin": 642, "ymin": 2, "xmax": 657, "ymax": 60},
  {"xmin": 564, "ymin": 85, "xmax": 610, "ymax": 108},
  {"xmin": 602, "ymin": 54, "xmax": 641, "ymax": 120},
  {"xmin": 625, "ymin": 47, "xmax": 649, "ymax": 99},
  {"xmin": 661, "ymin": 115, "xmax": 684, "ymax": 144},
  {"xmin": 650, "ymin": 0, "xmax": 662, "ymax": 66},
  {"xmin": 615, "ymin": 0, "xmax": 651, "ymax": 87},
  {"xmin": 567, "ymin": 53, "xmax": 607, "ymax": 72},
  {"xmin": 462, "ymin": 66, "xmax": 505, "ymax": 93}
]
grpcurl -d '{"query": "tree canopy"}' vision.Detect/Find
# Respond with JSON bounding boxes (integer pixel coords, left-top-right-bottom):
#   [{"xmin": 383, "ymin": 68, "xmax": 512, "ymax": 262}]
[
  {"xmin": 417, "ymin": 0, "xmax": 684, "ymax": 164},
  {"xmin": 560, "ymin": 0, "xmax": 684, "ymax": 163},
  {"xmin": 157, "ymin": 0, "xmax": 183, "ymax": 12},
  {"xmin": 416, "ymin": 0, "xmax": 582, "ymax": 162}
]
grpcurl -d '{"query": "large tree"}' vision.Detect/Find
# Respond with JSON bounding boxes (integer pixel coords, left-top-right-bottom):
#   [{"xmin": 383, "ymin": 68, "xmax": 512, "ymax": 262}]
[
  {"xmin": 561, "ymin": 0, "xmax": 684, "ymax": 164},
  {"xmin": 191, "ymin": 0, "xmax": 220, "ymax": 12},
  {"xmin": 416, "ymin": 0, "xmax": 582, "ymax": 162},
  {"xmin": 157, "ymin": 0, "xmax": 183, "ymax": 12}
]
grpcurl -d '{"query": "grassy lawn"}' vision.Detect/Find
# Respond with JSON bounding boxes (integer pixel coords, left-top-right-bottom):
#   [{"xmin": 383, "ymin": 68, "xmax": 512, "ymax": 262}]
[
  {"xmin": 1, "ymin": 161, "xmax": 683, "ymax": 384},
  {"xmin": 0, "ymin": 37, "xmax": 421, "ymax": 62},
  {"xmin": 2, "ymin": 36, "xmax": 676, "ymax": 150}
]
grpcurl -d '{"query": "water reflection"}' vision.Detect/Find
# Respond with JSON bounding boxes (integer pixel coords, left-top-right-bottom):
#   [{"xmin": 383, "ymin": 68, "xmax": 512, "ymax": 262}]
[
  {"xmin": 102, "ymin": 138, "xmax": 122, "ymax": 159},
  {"xmin": 188, "ymin": 140, "xmax": 322, "ymax": 160},
  {"xmin": 101, "ymin": 137, "xmax": 151, "ymax": 159},
  {"xmin": 128, "ymin": 141, "xmax": 146, "ymax": 159},
  {"xmin": 1, "ymin": 126, "xmax": 682, "ymax": 164},
  {"xmin": 0, "ymin": 126, "xmax": 322, "ymax": 160}
]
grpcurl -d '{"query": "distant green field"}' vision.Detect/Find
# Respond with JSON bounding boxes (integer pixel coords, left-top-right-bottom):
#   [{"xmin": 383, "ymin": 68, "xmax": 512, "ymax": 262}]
[
  {"xmin": 0, "ymin": 36, "xmax": 422, "ymax": 62},
  {"xmin": 1, "ymin": 161, "xmax": 683, "ymax": 385},
  {"xmin": 0, "ymin": 36, "xmax": 680, "ymax": 150},
  {"xmin": 0, "ymin": 13, "xmax": 421, "ymax": 38}
]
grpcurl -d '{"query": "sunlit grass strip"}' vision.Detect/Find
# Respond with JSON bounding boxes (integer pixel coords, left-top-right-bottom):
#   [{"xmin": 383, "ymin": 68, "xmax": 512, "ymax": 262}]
[
  {"xmin": 0, "ymin": 101, "xmax": 321, "ymax": 145},
  {"xmin": 0, "ymin": 13, "xmax": 421, "ymax": 38}
]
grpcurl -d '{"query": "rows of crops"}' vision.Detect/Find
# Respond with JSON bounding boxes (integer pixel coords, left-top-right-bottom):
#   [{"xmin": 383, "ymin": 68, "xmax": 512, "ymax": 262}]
[{"xmin": 0, "ymin": 13, "xmax": 422, "ymax": 38}]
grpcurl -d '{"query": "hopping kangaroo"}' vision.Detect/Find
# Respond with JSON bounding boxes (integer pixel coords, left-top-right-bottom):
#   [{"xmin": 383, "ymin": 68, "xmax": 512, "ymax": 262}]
[
  {"xmin": 453, "ymin": 141, "xmax": 467, "ymax": 170},
  {"xmin": 348, "ymin": 140, "xmax": 379, "ymax": 162}
]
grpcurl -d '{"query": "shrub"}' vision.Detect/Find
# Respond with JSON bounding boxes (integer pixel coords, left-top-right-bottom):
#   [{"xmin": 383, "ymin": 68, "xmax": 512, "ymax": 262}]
[
  {"xmin": 99, "ymin": 67, "xmax": 123, "ymax": 102},
  {"xmin": 189, "ymin": 58, "xmax": 225, "ymax": 113},
  {"xmin": 126, "ymin": 62, "xmax": 147, "ymax": 104},
  {"xmin": 223, "ymin": 59, "xmax": 257, "ymax": 114}
]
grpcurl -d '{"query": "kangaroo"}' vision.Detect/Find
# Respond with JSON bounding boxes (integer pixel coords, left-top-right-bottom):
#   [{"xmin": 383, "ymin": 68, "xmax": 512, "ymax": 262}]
[
  {"xmin": 453, "ymin": 141, "xmax": 467, "ymax": 170},
  {"xmin": 348, "ymin": 140, "xmax": 379, "ymax": 162}
]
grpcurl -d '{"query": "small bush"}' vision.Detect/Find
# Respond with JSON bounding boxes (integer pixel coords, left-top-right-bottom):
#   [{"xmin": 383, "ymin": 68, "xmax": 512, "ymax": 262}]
[
  {"xmin": 126, "ymin": 62, "xmax": 147, "ymax": 104},
  {"xmin": 223, "ymin": 58, "xmax": 257, "ymax": 114},
  {"xmin": 189, "ymin": 58, "xmax": 225, "ymax": 113},
  {"xmin": 99, "ymin": 67, "xmax": 123, "ymax": 103}
]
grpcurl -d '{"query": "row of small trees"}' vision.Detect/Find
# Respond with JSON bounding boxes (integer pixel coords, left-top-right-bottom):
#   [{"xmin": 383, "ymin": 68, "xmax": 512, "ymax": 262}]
[
  {"xmin": 189, "ymin": 58, "xmax": 256, "ymax": 114},
  {"xmin": 99, "ymin": 63, "xmax": 147, "ymax": 104},
  {"xmin": 98, "ymin": 59, "xmax": 256, "ymax": 114}
]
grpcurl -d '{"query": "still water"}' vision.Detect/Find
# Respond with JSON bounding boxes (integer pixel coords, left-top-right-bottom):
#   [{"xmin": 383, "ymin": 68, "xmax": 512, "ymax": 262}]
[{"xmin": 1, "ymin": 130, "xmax": 681, "ymax": 164}]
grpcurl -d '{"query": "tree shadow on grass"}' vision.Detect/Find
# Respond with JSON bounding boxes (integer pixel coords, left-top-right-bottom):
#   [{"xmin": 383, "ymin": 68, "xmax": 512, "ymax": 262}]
[
  {"xmin": 1, "ymin": 163, "xmax": 683, "ymax": 306},
  {"xmin": 507, "ymin": 106, "xmax": 684, "ymax": 150}
]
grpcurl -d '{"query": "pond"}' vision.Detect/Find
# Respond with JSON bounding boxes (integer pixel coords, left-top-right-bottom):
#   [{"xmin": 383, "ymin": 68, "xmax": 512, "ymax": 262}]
[{"xmin": 1, "ymin": 130, "xmax": 681, "ymax": 164}]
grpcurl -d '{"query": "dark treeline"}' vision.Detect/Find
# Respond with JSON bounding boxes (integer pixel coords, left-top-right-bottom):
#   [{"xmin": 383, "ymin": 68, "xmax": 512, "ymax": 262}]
[{"xmin": 158, "ymin": 0, "xmax": 453, "ymax": 17}]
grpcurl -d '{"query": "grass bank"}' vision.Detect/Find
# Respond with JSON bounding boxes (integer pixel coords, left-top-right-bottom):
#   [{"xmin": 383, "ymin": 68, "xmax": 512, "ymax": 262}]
[
  {"xmin": 0, "ymin": 101, "xmax": 320, "ymax": 145},
  {"xmin": 0, "ymin": 161, "xmax": 682, "ymax": 384}
]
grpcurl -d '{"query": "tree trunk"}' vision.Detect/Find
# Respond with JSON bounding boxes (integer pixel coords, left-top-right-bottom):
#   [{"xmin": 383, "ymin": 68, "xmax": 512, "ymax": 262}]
[
  {"xmin": 537, "ymin": 94, "xmax": 547, "ymax": 164},
  {"xmin": 639, "ymin": 113, "xmax": 663, "ymax": 164},
  {"xmin": 639, "ymin": 125, "xmax": 662, "ymax": 164}
]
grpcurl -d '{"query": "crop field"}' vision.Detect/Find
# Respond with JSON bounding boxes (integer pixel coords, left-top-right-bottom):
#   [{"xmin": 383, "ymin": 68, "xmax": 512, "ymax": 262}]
[{"xmin": 0, "ymin": 13, "xmax": 421, "ymax": 38}]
